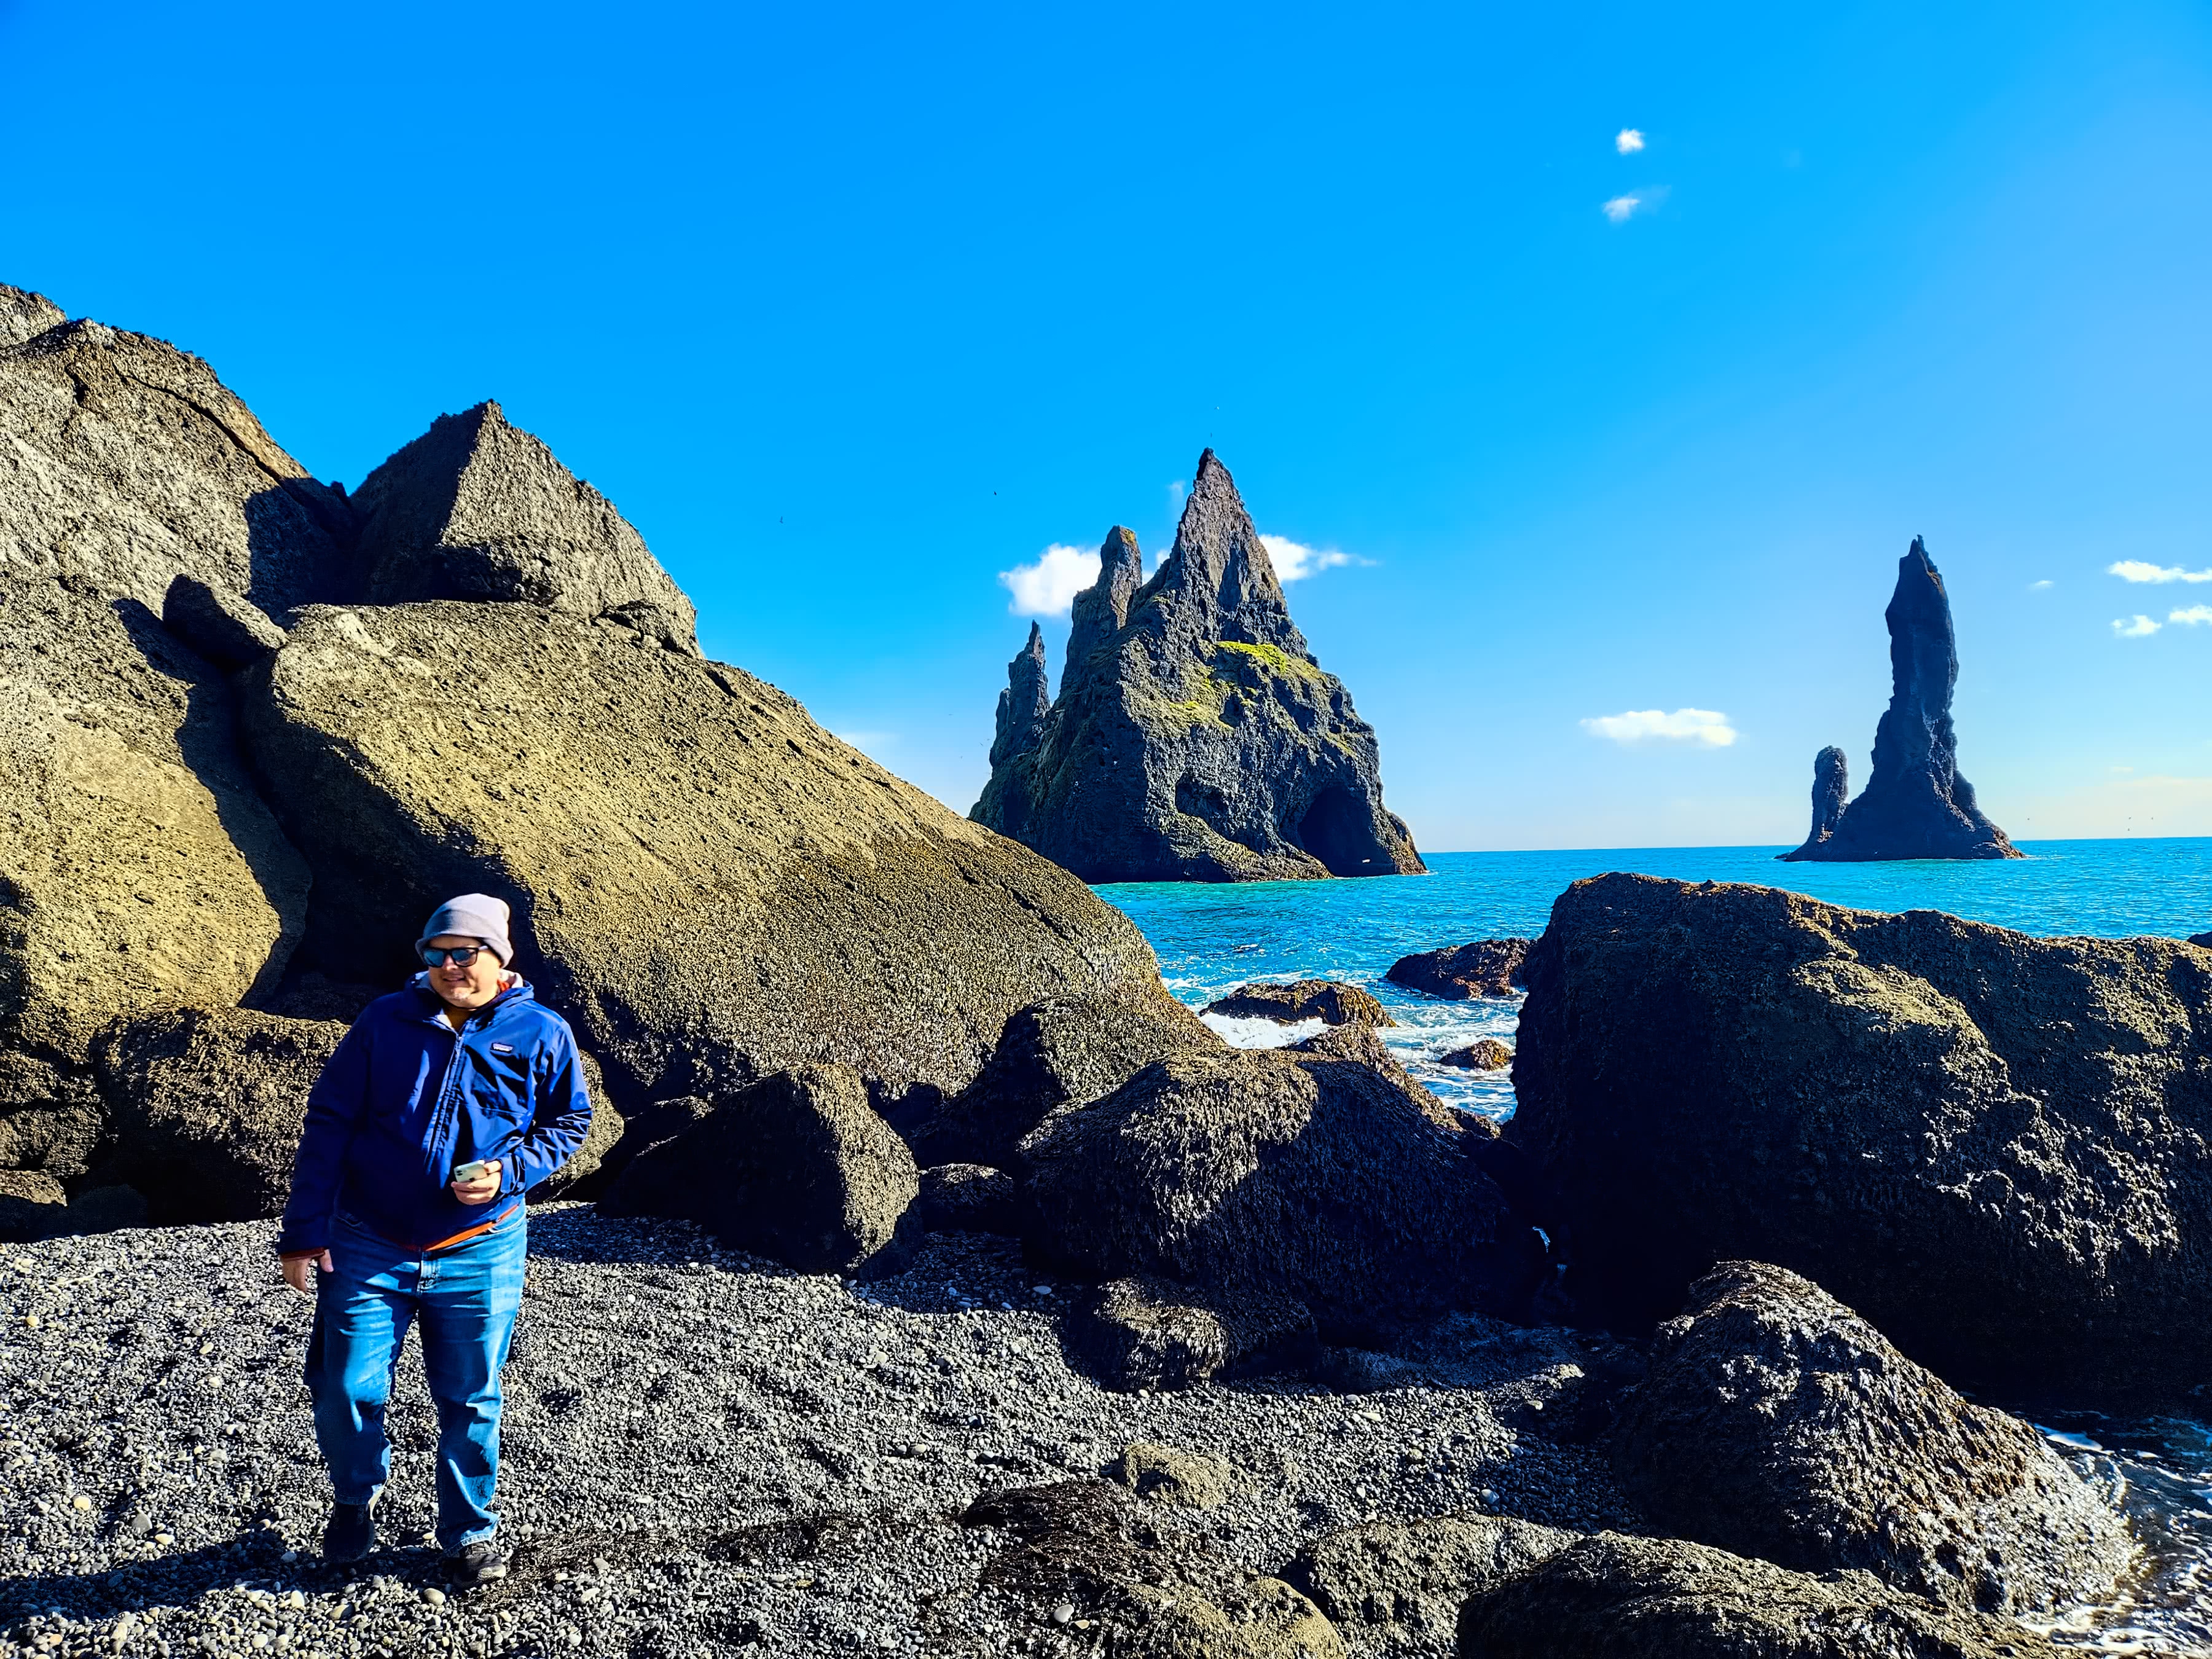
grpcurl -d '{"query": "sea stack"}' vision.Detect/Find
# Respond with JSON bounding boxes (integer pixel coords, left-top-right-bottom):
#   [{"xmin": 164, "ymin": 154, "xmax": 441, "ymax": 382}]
[
  {"xmin": 1782, "ymin": 538, "xmax": 2019, "ymax": 862},
  {"xmin": 971, "ymin": 451, "xmax": 1423, "ymax": 883}
]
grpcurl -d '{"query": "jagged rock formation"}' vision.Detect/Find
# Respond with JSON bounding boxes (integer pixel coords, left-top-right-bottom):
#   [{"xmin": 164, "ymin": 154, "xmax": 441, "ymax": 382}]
[
  {"xmin": 989, "ymin": 622, "xmax": 1051, "ymax": 770},
  {"xmin": 971, "ymin": 452, "xmax": 1423, "ymax": 883},
  {"xmin": 1510, "ymin": 872, "xmax": 2212, "ymax": 1403},
  {"xmin": 1387, "ymin": 939, "xmax": 1532, "ymax": 1000},
  {"xmin": 1201, "ymin": 980, "xmax": 1391, "ymax": 1027},
  {"xmin": 1783, "ymin": 540, "xmax": 2019, "ymax": 861}
]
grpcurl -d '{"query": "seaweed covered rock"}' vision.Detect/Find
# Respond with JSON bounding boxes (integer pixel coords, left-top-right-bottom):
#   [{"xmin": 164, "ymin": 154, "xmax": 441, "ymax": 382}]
[
  {"xmin": 1065, "ymin": 1274, "xmax": 1318, "ymax": 1391},
  {"xmin": 1202, "ymin": 981, "xmax": 1391, "ymax": 1027},
  {"xmin": 1510, "ymin": 872, "xmax": 2212, "ymax": 1403},
  {"xmin": 600, "ymin": 1063, "xmax": 918, "ymax": 1276},
  {"xmin": 1023, "ymin": 1044, "xmax": 1542, "ymax": 1344},
  {"xmin": 241, "ymin": 601, "xmax": 1169, "ymax": 1111},
  {"xmin": 1285, "ymin": 1515, "xmax": 1574, "ymax": 1653},
  {"xmin": 1386, "ymin": 940, "xmax": 1532, "ymax": 1000},
  {"xmin": 1454, "ymin": 1533, "xmax": 2067, "ymax": 1659},
  {"xmin": 1610, "ymin": 1261, "xmax": 2127, "ymax": 1614},
  {"xmin": 971, "ymin": 452, "xmax": 1422, "ymax": 883},
  {"xmin": 914, "ymin": 1163, "xmax": 1022, "ymax": 1236},
  {"xmin": 1440, "ymin": 1038, "xmax": 1513, "ymax": 1071}
]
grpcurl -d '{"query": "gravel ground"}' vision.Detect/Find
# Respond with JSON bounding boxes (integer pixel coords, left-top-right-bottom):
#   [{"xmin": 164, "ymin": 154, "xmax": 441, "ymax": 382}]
[{"xmin": 0, "ymin": 1205, "xmax": 1643, "ymax": 1658}]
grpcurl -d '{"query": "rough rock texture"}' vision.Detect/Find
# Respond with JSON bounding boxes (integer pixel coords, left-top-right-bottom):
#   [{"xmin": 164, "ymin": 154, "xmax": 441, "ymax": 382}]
[
  {"xmin": 1609, "ymin": 1261, "xmax": 2128, "ymax": 1614},
  {"xmin": 0, "ymin": 1166, "xmax": 68, "ymax": 1241},
  {"xmin": 352, "ymin": 401, "xmax": 697, "ymax": 649},
  {"xmin": 1795, "ymin": 746, "xmax": 1851, "ymax": 854},
  {"xmin": 1063, "ymin": 527, "xmax": 1144, "ymax": 697},
  {"xmin": 240, "ymin": 601, "xmax": 1169, "ymax": 1109},
  {"xmin": 971, "ymin": 452, "xmax": 1422, "ymax": 883},
  {"xmin": 0, "ymin": 574, "xmax": 309, "ymax": 1069},
  {"xmin": 161, "ymin": 573, "xmax": 289, "ymax": 671},
  {"xmin": 1783, "ymin": 541, "xmax": 2019, "ymax": 862},
  {"xmin": 0, "ymin": 285, "xmax": 353, "ymax": 619},
  {"xmin": 920, "ymin": 993, "xmax": 1216, "ymax": 1171},
  {"xmin": 1285, "ymin": 1515, "xmax": 1575, "ymax": 1653},
  {"xmin": 92, "ymin": 1008, "xmax": 347, "ymax": 1225},
  {"xmin": 1439, "ymin": 1039, "xmax": 1513, "ymax": 1072},
  {"xmin": 0, "ymin": 1049, "xmax": 108, "ymax": 1183},
  {"xmin": 1112, "ymin": 1441, "xmax": 1237, "ymax": 1510},
  {"xmin": 988, "ymin": 622, "xmax": 1053, "ymax": 783},
  {"xmin": 917, "ymin": 1162, "xmax": 1022, "ymax": 1236},
  {"xmin": 1065, "ymin": 1274, "xmax": 1319, "ymax": 1392},
  {"xmin": 1203, "ymin": 981, "xmax": 1392, "ymax": 1027},
  {"xmin": 1454, "ymin": 1533, "xmax": 2068, "ymax": 1659},
  {"xmin": 1385, "ymin": 941, "xmax": 1532, "ymax": 1001},
  {"xmin": 1022, "ymin": 1045, "xmax": 1543, "ymax": 1344},
  {"xmin": 600, "ymin": 1064, "xmax": 919, "ymax": 1276},
  {"xmin": 1509, "ymin": 872, "xmax": 2212, "ymax": 1403}
]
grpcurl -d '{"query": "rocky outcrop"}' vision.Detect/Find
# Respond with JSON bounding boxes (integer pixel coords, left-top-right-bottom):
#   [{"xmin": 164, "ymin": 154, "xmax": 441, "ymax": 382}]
[
  {"xmin": 1022, "ymin": 1043, "xmax": 1543, "ymax": 1345},
  {"xmin": 914, "ymin": 1162, "xmax": 1022, "ymax": 1236},
  {"xmin": 1202, "ymin": 981, "xmax": 1391, "ymax": 1027},
  {"xmin": 240, "ymin": 601, "xmax": 1171, "ymax": 1110},
  {"xmin": 1386, "ymin": 940, "xmax": 1531, "ymax": 1000},
  {"xmin": 600, "ymin": 1063, "xmax": 918, "ymax": 1276},
  {"xmin": 1440, "ymin": 1038, "xmax": 1513, "ymax": 1071},
  {"xmin": 353, "ymin": 401, "xmax": 697, "ymax": 649},
  {"xmin": 1285, "ymin": 1515, "xmax": 1574, "ymax": 1653},
  {"xmin": 1454, "ymin": 1532, "xmax": 2068, "ymax": 1659},
  {"xmin": 0, "ymin": 1051, "xmax": 109, "ymax": 1184},
  {"xmin": 1062, "ymin": 527, "xmax": 1143, "ymax": 697},
  {"xmin": 1783, "ymin": 541, "xmax": 2019, "ymax": 862},
  {"xmin": 0, "ymin": 1168, "xmax": 68, "ymax": 1242},
  {"xmin": 1064, "ymin": 1274, "xmax": 1319, "ymax": 1391},
  {"xmin": 1509, "ymin": 872, "xmax": 2212, "ymax": 1403},
  {"xmin": 2189, "ymin": 930, "xmax": 2212, "ymax": 948},
  {"xmin": 991, "ymin": 622, "xmax": 1051, "ymax": 767},
  {"xmin": 1609, "ymin": 1261, "xmax": 2127, "ymax": 1614},
  {"xmin": 971, "ymin": 452, "xmax": 1422, "ymax": 883}
]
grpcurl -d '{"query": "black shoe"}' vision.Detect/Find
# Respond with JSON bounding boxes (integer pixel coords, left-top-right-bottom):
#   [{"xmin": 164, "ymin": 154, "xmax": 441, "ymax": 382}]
[
  {"xmin": 448, "ymin": 1537, "xmax": 511, "ymax": 1590},
  {"xmin": 322, "ymin": 1502, "xmax": 375, "ymax": 1564}
]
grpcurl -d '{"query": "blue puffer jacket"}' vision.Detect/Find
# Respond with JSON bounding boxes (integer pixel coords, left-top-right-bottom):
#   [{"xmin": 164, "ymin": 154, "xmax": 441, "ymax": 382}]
[{"xmin": 275, "ymin": 974, "xmax": 594, "ymax": 1255}]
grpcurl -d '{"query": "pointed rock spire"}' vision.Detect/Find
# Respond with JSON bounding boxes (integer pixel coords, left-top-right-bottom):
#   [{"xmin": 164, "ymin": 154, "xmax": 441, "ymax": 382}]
[
  {"xmin": 989, "ymin": 621, "xmax": 1051, "ymax": 769},
  {"xmin": 1154, "ymin": 450, "xmax": 1308, "ymax": 656},
  {"xmin": 1062, "ymin": 527, "xmax": 1144, "ymax": 696}
]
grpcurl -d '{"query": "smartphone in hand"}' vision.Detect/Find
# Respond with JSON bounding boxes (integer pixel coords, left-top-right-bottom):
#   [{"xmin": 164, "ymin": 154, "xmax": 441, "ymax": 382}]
[{"xmin": 452, "ymin": 1159, "xmax": 496, "ymax": 1185}]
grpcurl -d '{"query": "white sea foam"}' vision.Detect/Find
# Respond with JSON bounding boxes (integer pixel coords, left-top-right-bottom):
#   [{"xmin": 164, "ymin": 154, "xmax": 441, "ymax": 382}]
[{"xmin": 1201, "ymin": 1013, "xmax": 1327, "ymax": 1049}]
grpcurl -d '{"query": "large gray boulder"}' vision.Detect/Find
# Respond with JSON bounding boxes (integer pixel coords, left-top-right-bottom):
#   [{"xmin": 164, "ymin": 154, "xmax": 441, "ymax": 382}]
[
  {"xmin": 1285, "ymin": 1515, "xmax": 1575, "ymax": 1654},
  {"xmin": 239, "ymin": 600, "xmax": 1171, "ymax": 1110},
  {"xmin": 1509, "ymin": 872, "xmax": 2212, "ymax": 1404},
  {"xmin": 0, "ymin": 1051, "xmax": 108, "ymax": 1184},
  {"xmin": 351, "ymin": 401, "xmax": 697, "ymax": 650},
  {"xmin": 600, "ymin": 1063, "xmax": 919, "ymax": 1276},
  {"xmin": 1609, "ymin": 1262, "xmax": 2128, "ymax": 1615},
  {"xmin": 973, "ymin": 452, "xmax": 1422, "ymax": 883},
  {"xmin": 1065, "ymin": 1274, "xmax": 1318, "ymax": 1391},
  {"xmin": 1454, "ymin": 1533, "xmax": 2069, "ymax": 1658},
  {"xmin": 1022, "ymin": 1043, "xmax": 1543, "ymax": 1344}
]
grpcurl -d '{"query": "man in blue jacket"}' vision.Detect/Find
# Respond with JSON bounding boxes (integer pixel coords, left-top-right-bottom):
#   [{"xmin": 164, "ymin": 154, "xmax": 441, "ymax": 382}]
[{"xmin": 276, "ymin": 893, "xmax": 593, "ymax": 1588}]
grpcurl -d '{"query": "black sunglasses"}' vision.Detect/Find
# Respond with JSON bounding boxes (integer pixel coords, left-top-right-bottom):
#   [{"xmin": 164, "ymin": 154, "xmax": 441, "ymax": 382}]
[{"xmin": 422, "ymin": 944, "xmax": 492, "ymax": 968}]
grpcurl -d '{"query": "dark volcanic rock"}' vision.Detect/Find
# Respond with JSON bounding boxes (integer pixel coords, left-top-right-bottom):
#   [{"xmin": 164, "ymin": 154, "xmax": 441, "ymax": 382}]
[
  {"xmin": 1285, "ymin": 1515, "xmax": 1575, "ymax": 1653},
  {"xmin": 1509, "ymin": 871, "xmax": 2212, "ymax": 1403},
  {"xmin": 240, "ymin": 601, "xmax": 1169, "ymax": 1111},
  {"xmin": 915, "ymin": 1163, "xmax": 1022, "ymax": 1236},
  {"xmin": 1202, "ymin": 980, "xmax": 1392, "ymax": 1027},
  {"xmin": 920, "ymin": 993, "xmax": 1215, "ymax": 1171},
  {"xmin": 1385, "ymin": 939, "xmax": 1532, "ymax": 1000},
  {"xmin": 0, "ymin": 1051, "xmax": 108, "ymax": 1184},
  {"xmin": 1783, "ymin": 540, "xmax": 2019, "ymax": 862},
  {"xmin": 1610, "ymin": 1261, "xmax": 2127, "ymax": 1614},
  {"xmin": 1062, "ymin": 526, "xmax": 1143, "ymax": 697},
  {"xmin": 600, "ymin": 1063, "xmax": 919, "ymax": 1276},
  {"xmin": 353, "ymin": 401, "xmax": 698, "ymax": 650},
  {"xmin": 971, "ymin": 451, "xmax": 1422, "ymax": 883},
  {"xmin": 990, "ymin": 622, "xmax": 1052, "ymax": 770},
  {"xmin": 1439, "ymin": 1038, "xmax": 1513, "ymax": 1071},
  {"xmin": 0, "ymin": 1167, "xmax": 69, "ymax": 1242},
  {"xmin": 1064, "ymin": 1274, "xmax": 1319, "ymax": 1391},
  {"xmin": 2190, "ymin": 930, "xmax": 2212, "ymax": 948},
  {"xmin": 1454, "ymin": 1532, "xmax": 2068, "ymax": 1659},
  {"xmin": 1022, "ymin": 1043, "xmax": 1542, "ymax": 1344}
]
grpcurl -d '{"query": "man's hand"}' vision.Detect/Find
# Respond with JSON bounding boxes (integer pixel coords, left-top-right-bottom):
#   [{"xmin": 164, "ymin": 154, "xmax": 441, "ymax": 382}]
[
  {"xmin": 281, "ymin": 1250, "xmax": 332, "ymax": 1296},
  {"xmin": 450, "ymin": 1166, "xmax": 502, "ymax": 1206}
]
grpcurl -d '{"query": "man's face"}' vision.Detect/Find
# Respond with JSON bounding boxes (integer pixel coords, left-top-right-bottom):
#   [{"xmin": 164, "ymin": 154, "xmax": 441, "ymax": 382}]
[{"xmin": 424, "ymin": 934, "xmax": 506, "ymax": 1010}]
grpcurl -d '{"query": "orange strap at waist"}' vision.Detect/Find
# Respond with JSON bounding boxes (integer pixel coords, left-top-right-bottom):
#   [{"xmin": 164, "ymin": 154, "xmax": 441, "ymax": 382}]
[{"xmin": 425, "ymin": 1203, "xmax": 520, "ymax": 1253}]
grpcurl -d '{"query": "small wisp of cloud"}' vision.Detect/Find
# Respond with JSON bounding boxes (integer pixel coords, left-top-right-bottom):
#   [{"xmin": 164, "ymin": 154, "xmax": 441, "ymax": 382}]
[
  {"xmin": 2108, "ymin": 560, "xmax": 2212, "ymax": 584},
  {"xmin": 1259, "ymin": 533, "xmax": 1371, "ymax": 582},
  {"xmin": 2113, "ymin": 614, "xmax": 2163, "ymax": 638},
  {"xmin": 1581, "ymin": 708, "xmax": 1738, "ymax": 747},
  {"xmin": 2028, "ymin": 579, "xmax": 2054, "ymax": 592},
  {"xmin": 2171, "ymin": 605, "xmax": 2212, "ymax": 627},
  {"xmin": 1000, "ymin": 544, "xmax": 1101, "ymax": 617},
  {"xmin": 1615, "ymin": 128, "xmax": 1645, "ymax": 155},
  {"xmin": 1602, "ymin": 186, "xmax": 1668, "ymax": 224}
]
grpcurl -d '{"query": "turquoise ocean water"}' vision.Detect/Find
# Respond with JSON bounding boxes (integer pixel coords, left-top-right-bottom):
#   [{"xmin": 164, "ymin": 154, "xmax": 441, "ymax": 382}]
[{"xmin": 1097, "ymin": 837, "xmax": 2212, "ymax": 1652}]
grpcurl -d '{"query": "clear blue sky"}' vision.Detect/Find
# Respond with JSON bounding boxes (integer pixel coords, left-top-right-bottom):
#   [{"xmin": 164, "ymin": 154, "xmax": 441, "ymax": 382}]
[{"xmin": 5, "ymin": 1, "xmax": 2208, "ymax": 849}]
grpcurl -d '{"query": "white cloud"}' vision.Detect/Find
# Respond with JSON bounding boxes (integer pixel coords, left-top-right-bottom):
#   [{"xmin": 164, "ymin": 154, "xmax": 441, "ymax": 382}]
[
  {"xmin": 1615, "ymin": 128, "xmax": 1645, "ymax": 155},
  {"xmin": 2109, "ymin": 560, "xmax": 2212, "ymax": 584},
  {"xmin": 2113, "ymin": 614, "xmax": 2163, "ymax": 637},
  {"xmin": 2028, "ymin": 579, "xmax": 2053, "ymax": 592},
  {"xmin": 2171, "ymin": 605, "xmax": 2212, "ymax": 627},
  {"xmin": 998, "ymin": 543, "xmax": 1100, "ymax": 617},
  {"xmin": 1580, "ymin": 708, "xmax": 1738, "ymax": 747},
  {"xmin": 1258, "ymin": 533, "xmax": 1370, "ymax": 582},
  {"xmin": 1602, "ymin": 195, "xmax": 1642, "ymax": 224}
]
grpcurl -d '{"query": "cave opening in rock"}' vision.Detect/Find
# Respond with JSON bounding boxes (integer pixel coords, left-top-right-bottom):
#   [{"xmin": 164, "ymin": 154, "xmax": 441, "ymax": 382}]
[{"xmin": 1295, "ymin": 787, "xmax": 1386, "ymax": 876}]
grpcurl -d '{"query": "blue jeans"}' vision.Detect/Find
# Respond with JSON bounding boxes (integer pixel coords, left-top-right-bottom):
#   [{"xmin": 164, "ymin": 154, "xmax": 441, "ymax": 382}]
[{"xmin": 305, "ymin": 1207, "xmax": 527, "ymax": 1551}]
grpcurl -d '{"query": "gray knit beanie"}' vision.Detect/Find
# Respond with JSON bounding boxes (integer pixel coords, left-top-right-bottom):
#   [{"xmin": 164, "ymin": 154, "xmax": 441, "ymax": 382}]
[{"xmin": 417, "ymin": 893, "xmax": 514, "ymax": 966}]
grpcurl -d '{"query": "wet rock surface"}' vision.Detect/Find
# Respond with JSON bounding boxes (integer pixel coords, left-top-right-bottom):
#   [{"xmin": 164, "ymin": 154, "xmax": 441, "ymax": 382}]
[
  {"xmin": 1438, "ymin": 1040, "xmax": 1512, "ymax": 1072},
  {"xmin": 1510, "ymin": 872, "xmax": 2212, "ymax": 1404},
  {"xmin": 971, "ymin": 451, "xmax": 1422, "ymax": 884},
  {"xmin": 1205, "ymin": 981, "xmax": 1394, "ymax": 1027},
  {"xmin": 1385, "ymin": 942, "xmax": 1532, "ymax": 1002},
  {"xmin": 1609, "ymin": 1262, "xmax": 2128, "ymax": 1614}
]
